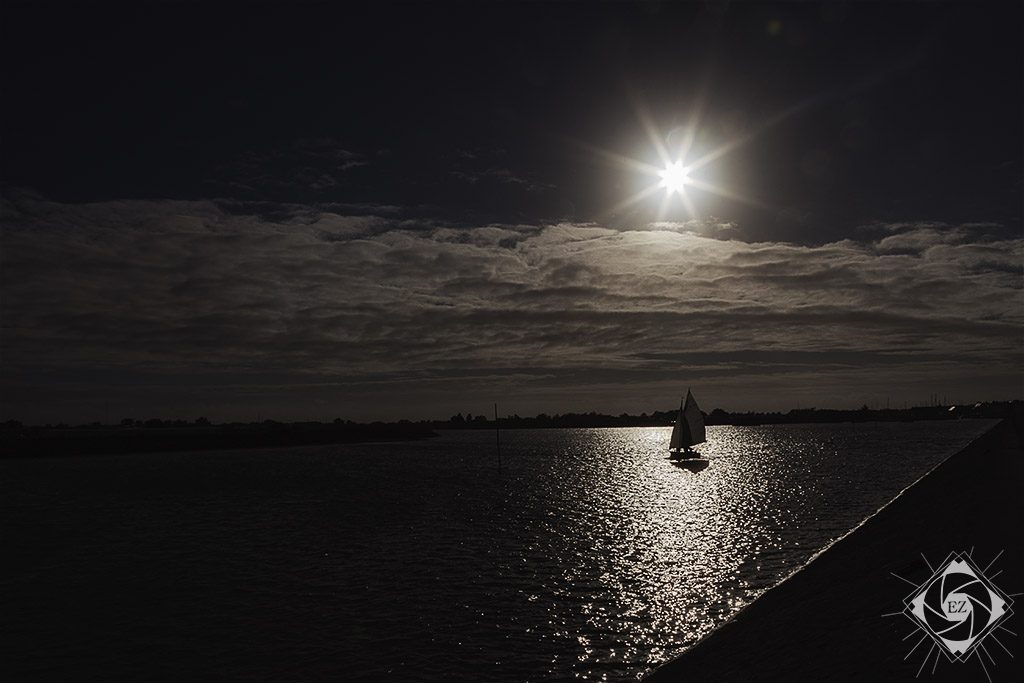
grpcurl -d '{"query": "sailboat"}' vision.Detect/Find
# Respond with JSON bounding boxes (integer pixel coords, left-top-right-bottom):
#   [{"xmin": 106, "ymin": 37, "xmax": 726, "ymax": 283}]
[{"xmin": 669, "ymin": 389, "xmax": 706, "ymax": 461}]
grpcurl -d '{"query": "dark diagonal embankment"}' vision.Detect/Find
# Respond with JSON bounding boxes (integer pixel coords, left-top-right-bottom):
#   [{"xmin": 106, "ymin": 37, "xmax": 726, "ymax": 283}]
[{"xmin": 647, "ymin": 412, "xmax": 1024, "ymax": 682}]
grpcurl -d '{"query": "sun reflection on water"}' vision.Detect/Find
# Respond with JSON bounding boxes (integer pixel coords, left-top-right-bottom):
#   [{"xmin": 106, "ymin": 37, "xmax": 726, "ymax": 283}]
[
  {"xmin": 481, "ymin": 422, "xmax": 993, "ymax": 680},
  {"xmin": 2, "ymin": 420, "xmax": 995, "ymax": 682}
]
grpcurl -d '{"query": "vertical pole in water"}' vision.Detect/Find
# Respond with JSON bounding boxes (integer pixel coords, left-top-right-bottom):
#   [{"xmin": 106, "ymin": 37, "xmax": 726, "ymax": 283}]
[{"xmin": 494, "ymin": 402, "xmax": 502, "ymax": 471}]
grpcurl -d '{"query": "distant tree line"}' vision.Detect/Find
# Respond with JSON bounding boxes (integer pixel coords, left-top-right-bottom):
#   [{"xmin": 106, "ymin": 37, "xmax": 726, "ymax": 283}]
[
  {"xmin": 2, "ymin": 400, "xmax": 1018, "ymax": 440},
  {"xmin": 437, "ymin": 400, "xmax": 1020, "ymax": 429},
  {"xmin": 0, "ymin": 419, "xmax": 436, "ymax": 458}
]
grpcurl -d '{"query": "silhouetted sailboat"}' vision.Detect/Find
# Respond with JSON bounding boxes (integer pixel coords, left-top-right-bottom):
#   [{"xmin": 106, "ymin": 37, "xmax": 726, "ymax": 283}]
[{"xmin": 669, "ymin": 389, "xmax": 706, "ymax": 461}]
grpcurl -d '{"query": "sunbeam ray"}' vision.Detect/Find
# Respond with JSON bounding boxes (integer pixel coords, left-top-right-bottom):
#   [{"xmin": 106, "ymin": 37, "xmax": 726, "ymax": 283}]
[{"xmin": 685, "ymin": 178, "xmax": 770, "ymax": 210}]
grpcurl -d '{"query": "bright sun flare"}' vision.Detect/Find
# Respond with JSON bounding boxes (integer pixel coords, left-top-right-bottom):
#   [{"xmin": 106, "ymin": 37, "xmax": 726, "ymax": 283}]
[
  {"xmin": 658, "ymin": 161, "xmax": 691, "ymax": 193},
  {"xmin": 592, "ymin": 104, "xmax": 766, "ymax": 221}
]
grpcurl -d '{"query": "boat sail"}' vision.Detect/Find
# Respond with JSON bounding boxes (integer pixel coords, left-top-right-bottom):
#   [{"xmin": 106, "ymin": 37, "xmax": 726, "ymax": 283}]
[{"xmin": 669, "ymin": 389, "xmax": 705, "ymax": 455}]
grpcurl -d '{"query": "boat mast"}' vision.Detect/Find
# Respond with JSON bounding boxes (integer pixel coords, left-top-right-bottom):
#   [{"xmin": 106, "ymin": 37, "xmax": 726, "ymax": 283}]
[{"xmin": 494, "ymin": 402, "xmax": 502, "ymax": 471}]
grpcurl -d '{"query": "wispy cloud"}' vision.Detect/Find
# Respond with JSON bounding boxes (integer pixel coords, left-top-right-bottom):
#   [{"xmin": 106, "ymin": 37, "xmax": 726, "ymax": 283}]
[
  {"xmin": 448, "ymin": 147, "xmax": 554, "ymax": 193},
  {"xmin": 1, "ymin": 195, "xmax": 1019, "ymax": 421},
  {"xmin": 206, "ymin": 137, "xmax": 371, "ymax": 195},
  {"xmin": 450, "ymin": 167, "xmax": 554, "ymax": 193}
]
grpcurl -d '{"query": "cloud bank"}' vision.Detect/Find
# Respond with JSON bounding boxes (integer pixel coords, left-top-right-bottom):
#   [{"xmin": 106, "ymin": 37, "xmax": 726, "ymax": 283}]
[{"xmin": 1, "ymin": 195, "xmax": 1020, "ymax": 422}]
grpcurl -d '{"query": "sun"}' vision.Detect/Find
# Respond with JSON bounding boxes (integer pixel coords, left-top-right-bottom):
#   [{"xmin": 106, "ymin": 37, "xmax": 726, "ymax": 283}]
[
  {"xmin": 658, "ymin": 161, "xmax": 691, "ymax": 194},
  {"xmin": 587, "ymin": 96, "xmax": 776, "ymax": 221}
]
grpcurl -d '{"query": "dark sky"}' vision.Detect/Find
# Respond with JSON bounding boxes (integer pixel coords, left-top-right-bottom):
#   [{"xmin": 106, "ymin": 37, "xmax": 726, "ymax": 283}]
[{"xmin": 1, "ymin": 1, "xmax": 1022, "ymax": 423}]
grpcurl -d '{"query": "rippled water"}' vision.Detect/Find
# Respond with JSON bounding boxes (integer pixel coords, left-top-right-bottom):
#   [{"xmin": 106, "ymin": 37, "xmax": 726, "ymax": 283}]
[{"xmin": 1, "ymin": 420, "xmax": 995, "ymax": 681}]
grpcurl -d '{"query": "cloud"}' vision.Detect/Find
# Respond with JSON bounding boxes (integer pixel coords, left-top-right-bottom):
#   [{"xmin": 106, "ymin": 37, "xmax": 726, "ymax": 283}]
[
  {"xmin": 1, "ymin": 195, "xmax": 1020, "ymax": 421},
  {"xmin": 645, "ymin": 218, "xmax": 744, "ymax": 240},
  {"xmin": 448, "ymin": 147, "xmax": 554, "ymax": 193},
  {"xmin": 205, "ymin": 137, "xmax": 371, "ymax": 196},
  {"xmin": 450, "ymin": 167, "xmax": 554, "ymax": 193}
]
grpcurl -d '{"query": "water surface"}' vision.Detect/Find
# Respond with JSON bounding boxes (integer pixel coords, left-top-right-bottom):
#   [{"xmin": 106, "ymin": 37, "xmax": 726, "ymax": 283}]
[{"xmin": 1, "ymin": 420, "xmax": 995, "ymax": 680}]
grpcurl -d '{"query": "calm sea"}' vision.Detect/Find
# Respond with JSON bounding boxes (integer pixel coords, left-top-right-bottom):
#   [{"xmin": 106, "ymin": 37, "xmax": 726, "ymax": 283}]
[{"xmin": 1, "ymin": 420, "xmax": 995, "ymax": 681}]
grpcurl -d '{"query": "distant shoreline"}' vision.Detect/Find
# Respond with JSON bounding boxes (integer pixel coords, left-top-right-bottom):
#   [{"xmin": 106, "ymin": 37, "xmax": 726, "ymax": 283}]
[
  {"xmin": 0, "ymin": 421, "xmax": 437, "ymax": 458},
  {"xmin": 2, "ymin": 401, "xmax": 1018, "ymax": 458},
  {"xmin": 440, "ymin": 401, "xmax": 1016, "ymax": 430}
]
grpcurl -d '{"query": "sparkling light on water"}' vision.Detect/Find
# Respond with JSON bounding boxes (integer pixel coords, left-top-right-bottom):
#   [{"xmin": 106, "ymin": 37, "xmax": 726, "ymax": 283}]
[{"xmin": 0, "ymin": 420, "xmax": 995, "ymax": 681}]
